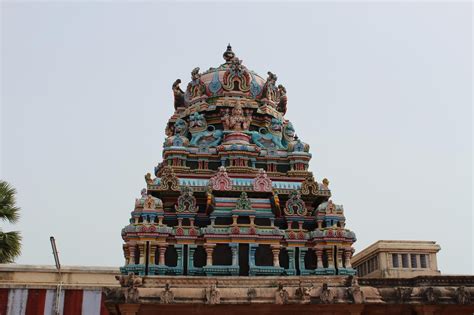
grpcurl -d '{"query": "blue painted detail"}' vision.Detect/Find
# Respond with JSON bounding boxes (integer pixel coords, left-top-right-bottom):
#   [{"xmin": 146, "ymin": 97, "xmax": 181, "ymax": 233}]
[
  {"xmin": 148, "ymin": 244, "xmax": 184, "ymax": 275},
  {"xmin": 208, "ymin": 69, "xmax": 222, "ymax": 95},
  {"xmin": 120, "ymin": 264, "xmax": 146, "ymax": 276},
  {"xmin": 248, "ymin": 244, "xmax": 285, "ymax": 276},
  {"xmin": 250, "ymin": 73, "xmax": 262, "ymax": 98}
]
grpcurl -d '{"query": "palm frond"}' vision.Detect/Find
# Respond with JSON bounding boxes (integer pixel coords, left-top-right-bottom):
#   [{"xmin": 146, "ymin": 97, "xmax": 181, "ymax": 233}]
[
  {"xmin": 0, "ymin": 181, "xmax": 20, "ymax": 223},
  {"xmin": 0, "ymin": 230, "xmax": 22, "ymax": 263}
]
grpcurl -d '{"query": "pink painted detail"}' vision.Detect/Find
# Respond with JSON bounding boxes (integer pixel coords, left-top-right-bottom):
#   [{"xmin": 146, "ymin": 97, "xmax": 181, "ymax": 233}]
[
  {"xmin": 253, "ymin": 169, "xmax": 273, "ymax": 192},
  {"xmin": 209, "ymin": 166, "xmax": 232, "ymax": 191},
  {"xmin": 176, "ymin": 227, "xmax": 184, "ymax": 236},
  {"xmin": 231, "ymin": 226, "xmax": 240, "ymax": 234},
  {"xmin": 288, "ymin": 231, "xmax": 296, "ymax": 239},
  {"xmin": 249, "ymin": 227, "xmax": 257, "ymax": 235},
  {"xmin": 189, "ymin": 228, "xmax": 198, "ymax": 236},
  {"xmin": 147, "ymin": 226, "xmax": 156, "ymax": 233},
  {"xmin": 297, "ymin": 231, "xmax": 305, "ymax": 239}
]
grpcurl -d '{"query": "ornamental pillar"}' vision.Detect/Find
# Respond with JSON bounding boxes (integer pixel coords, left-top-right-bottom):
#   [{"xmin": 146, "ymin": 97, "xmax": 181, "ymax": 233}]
[
  {"xmin": 336, "ymin": 247, "xmax": 344, "ymax": 269},
  {"xmin": 315, "ymin": 248, "xmax": 323, "ymax": 269},
  {"xmin": 158, "ymin": 245, "xmax": 167, "ymax": 265},
  {"xmin": 326, "ymin": 247, "xmax": 334, "ymax": 269},
  {"xmin": 129, "ymin": 244, "xmax": 136, "ymax": 264},
  {"xmin": 232, "ymin": 215, "xmax": 238, "ymax": 225},
  {"xmin": 345, "ymin": 250, "xmax": 353, "ymax": 268},
  {"xmin": 205, "ymin": 244, "xmax": 215, "ymax": 266},
  {"xmin": 317, "ymin": 220, "xmax": 323, "ymax": 229},
  {"xmin": 149, "ymin": 243, "xmax": 157, "ymax": 265},
  {"xmin": 139, "ymin": 243, "xmax": 146, "ymax": 265},
  {"xmin": 271, "ymin": 246, "xmax": 280, "ymax": 267},
  {"xmin": 231, "ymin": 244, "xmax": 238, "ymax": 266},
  {"xmin": 250, "ymin": 216, "xmax": 255, "ymax": 226}
]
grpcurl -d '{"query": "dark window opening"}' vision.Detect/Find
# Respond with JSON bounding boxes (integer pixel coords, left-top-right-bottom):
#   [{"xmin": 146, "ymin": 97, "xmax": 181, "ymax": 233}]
[
  {"xmin": 279, "ymin": 248, "xmax": 289, "ymax": 269},
  {"xmin": 181, "ymin": 218, "xmax": 190, "ymax": 226},
  {"xmin": 193, "ymin": 246, "xmax": 206, "ymax": 268},
  {"xmin": 420, "ymin": 254, "xmax": 428, "ymax": 268},
  {"xmin": 392, "ymin": 254, "xmax": 399, "ymax": 268},
  {"xmin": 165, "ymin": 246, "xmax": 178, "ymax": 267},
  {"xmin": 239, "ymin": 244, "xmax": 249, "ymax": 276},
  {"xmin": 322, "ymin": 250, "xmax": 329, "ymax": 268},
  {"xmin": 134, "ymin": 246, "xmax": 140, "ymax": 265},
  {"xmin": 401, "ymin": 254, "xmax": 409, "ymax": 268},
  {"xmin": 411, "ymin": 254, "xmax": 417, "ymax": 268},
  {"xmin": 255, "ymin": 218, "xmax": 271, "ymax": 226},
  {"xmin": 255, "ymin": 245, "xmax": 273, "ymax": 266},
  {"xmin": 213, "ymin": 244, "xmax": 232, "ymax": 265},
  {"xmin": 304, "ymin": 249, "xmax": 317, "ymax": 270},
  {"xmin": 215, "ymin": 217, "xmax": 233, "ymax": 225},
  {"xmin": 237, "ymin": 216, "xmax": 250, "ymax": 224}
]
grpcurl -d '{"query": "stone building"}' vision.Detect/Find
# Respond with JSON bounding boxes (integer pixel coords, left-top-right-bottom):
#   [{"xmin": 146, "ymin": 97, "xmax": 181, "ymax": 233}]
[
  {"xmin": 119, "ymin": 44, "xmax": 356, "ymax": 278},
  {"xmin": 352, "ymin": 240, "xmax": 441, "ymax": 278}
]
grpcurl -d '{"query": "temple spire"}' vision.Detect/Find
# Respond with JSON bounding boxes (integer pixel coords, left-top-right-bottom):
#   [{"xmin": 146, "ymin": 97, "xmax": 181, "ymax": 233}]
[{"xmin": 223, "ymin": 43, "xmax": 235, "ymax": 62}]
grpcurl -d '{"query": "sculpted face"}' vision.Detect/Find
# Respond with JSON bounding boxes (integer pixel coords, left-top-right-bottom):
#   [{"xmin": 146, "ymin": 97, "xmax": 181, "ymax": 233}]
[
  {"xmin": 174, "ymin": 119, "xmax": 187, "ymax": 135},
  {"xmin": 189, "ymin": 112, "xmax": 206, "ymax": 130},
  {"xmin": 284, "ymin": 122, "xmax": 295, "ymax": 138},
  {"xmin": 270, "ymin": 118, "xmax": 283, "ymax": 132}
]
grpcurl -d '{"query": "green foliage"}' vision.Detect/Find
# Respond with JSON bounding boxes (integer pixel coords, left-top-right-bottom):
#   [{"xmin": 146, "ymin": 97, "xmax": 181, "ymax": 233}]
[{"xmin": 0, "ymin": 181, "xmax": 22, "ymax": 263}]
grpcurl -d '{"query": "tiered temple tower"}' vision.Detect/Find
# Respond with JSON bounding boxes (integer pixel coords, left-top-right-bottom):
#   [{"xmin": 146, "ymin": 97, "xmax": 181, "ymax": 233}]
[{"xmin": 120, "ymin": 45, "xmax": 356, "ymax": 277}]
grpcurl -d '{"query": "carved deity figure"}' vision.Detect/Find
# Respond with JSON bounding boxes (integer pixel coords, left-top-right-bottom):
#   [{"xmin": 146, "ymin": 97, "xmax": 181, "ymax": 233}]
[
  {"xmin": 172, "ymin": 79, "xmax": 185, "ymax": 109},
  {"xmin": 275, "ymin": 283, "xmax": 289, "ymax": 305},
  {"xmin": 115, "ymin": 273, "xmax": 142, "ymax": 303},
  {"xmin": 455, "ymin": 286, "xmax": 471, "ymax": 305},
  {"xmin": 206, "ymin": 283, "xmax": 221, "ymax": 305},
  {"xmin": 277, "ymin": 84, "xmax": 287, "ymax": 114},
  {"xmin": 161, "ymin": 283, "xmax": 174, "ymax": 304},
  {"xmin": 221, "ymin": 104, "xmax": 252, "ymax": 131},
  {"xmin": 263, "ymin": 71, "xmax": 280, "ymax": 104},
  {"xmin": 319, "ymin": 283, "xmax": 334, "ymax": 304},
  {"xmin": 185, "ymin": 67, "xmax": 206, "ymax": 101}
]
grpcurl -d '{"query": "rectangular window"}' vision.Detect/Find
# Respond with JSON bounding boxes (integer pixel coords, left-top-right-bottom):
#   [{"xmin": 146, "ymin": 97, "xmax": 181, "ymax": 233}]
[
  {"xmin": 392, "ymin": 254, "xmax": 399, "ymax": 268},
  {"xmin": 411, "ymin": 254, "xmax": 417, "ymax": 268},
  {"xmin": 374, "ymin": 255, "xmax": 379, "ymax": 270},
  {"xmin": 402, "ymin": 254, "xmax": 409, "ymax": 268},
  {"xmin": 420, "ymin": 254, "xmax": 428, "ymax": 268}
]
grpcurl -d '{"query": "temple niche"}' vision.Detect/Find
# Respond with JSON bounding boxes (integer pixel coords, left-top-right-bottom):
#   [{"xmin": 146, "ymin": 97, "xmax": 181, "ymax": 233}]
[{"xmin": 120, "ymin": 45, "xmax": 356, "ymax": 277}]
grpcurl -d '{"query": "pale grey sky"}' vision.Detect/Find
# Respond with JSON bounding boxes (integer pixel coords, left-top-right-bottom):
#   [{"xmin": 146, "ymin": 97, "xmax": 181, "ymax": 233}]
[{"xmin": 1, "ymin": 2, "xmax": 472, "ymax": 274}]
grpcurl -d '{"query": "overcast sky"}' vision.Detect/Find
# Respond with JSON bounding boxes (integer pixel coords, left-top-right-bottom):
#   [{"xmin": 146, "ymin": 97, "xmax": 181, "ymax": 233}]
[{"xmin": 1, "ymin": 2, "xmax": 472, "ymax": 274}]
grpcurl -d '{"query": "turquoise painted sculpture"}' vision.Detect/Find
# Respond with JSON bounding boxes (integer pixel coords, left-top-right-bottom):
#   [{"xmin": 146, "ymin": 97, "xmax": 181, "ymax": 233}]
[
  {"xmin": 189, "ymin": 112, "xmax": 223, "ymax": 147},
  {"xmin": 251, "ymin": 117, "xmax": 285, "ymax": 149}
]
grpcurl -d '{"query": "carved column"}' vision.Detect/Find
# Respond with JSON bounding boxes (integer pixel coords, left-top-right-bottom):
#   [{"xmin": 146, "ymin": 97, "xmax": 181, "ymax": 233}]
[
  {"xmin": 326, "ymin": 247, "xmax": 335, "ymax": 269},
  {"xmin": 271, "ymin": 246, "xmax": 280, "ymax": 267},
  {"xmin": 336, "ymin": 247, "xmax": 344, "ymax": 269},
  {"xmin": 205, "ymin": 244, "xmax": 215, "ymax": 266},
  {"xmin": 345, "ymin": 250, "xmax": 353, "ymax": 268},
  {"xmin": 249, "ymin": 216, "xmax": 255, "ymax": 226},
  {"xmin": 176, "ymin": 245, "xmax": 183, "ymax": 272},
  {"xmin": 231, "ymin": 244, "xmax": 238, "ymax": 266},
  {"xmin": 315, "ymin": 248, "xmax": 323, "ymax": 269},
  {"xmin": 149, "ymin": 243, "xmax": 157, "ymax": 265},
  {"xmin": 317, "ymin": 220, "xmax": 323, "ymax": 229},
  {"xmin": 138, "ymin": 243, "xmax": 146, "ymax": 264},
  {"xmin": 158, "ymin": 245, "xmax": 167, "ymax": 265},
  {"xmin": 129, "ymin": 244, "xmax": 136, "ymax": 264}
]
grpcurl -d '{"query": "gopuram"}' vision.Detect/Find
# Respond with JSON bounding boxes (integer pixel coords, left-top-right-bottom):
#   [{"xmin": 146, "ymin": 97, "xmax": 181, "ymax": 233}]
[{"xmin": 105, "ymin": 46, "xmax": 474, "ymax": 315}]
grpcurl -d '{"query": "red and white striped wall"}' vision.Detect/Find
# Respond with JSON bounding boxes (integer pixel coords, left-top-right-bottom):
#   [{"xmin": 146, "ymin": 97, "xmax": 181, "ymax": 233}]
[{"xmin": 0, "ymin": 288, "xmax": 109, "ymax": 315}]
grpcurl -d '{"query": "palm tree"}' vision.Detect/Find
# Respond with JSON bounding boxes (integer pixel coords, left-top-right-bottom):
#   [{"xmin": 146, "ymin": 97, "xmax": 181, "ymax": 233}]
[{"xmin": 0, "ymin": 181, "xmax": 22, "ymax": 263}]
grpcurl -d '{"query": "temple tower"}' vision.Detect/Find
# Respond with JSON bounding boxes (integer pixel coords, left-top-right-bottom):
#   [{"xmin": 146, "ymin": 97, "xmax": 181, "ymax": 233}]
[{"xmin": 120, "ymin": 45, "xmax": 356, "ymax": 277}]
